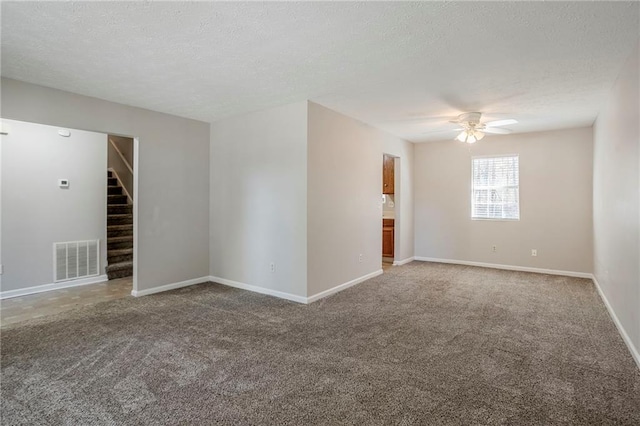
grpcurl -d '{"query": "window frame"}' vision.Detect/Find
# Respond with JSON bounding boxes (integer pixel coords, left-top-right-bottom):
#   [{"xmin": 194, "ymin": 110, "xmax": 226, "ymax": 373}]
[{"xmin": 470, "ymin": 154, "xmax": 520, "ymax": 221}]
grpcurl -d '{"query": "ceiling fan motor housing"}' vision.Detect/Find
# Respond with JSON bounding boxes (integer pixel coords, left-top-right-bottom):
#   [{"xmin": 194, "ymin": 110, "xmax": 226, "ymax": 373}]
[{"xmin": 458, "ymin": 112, "xmax": 482, "ymax": 125}]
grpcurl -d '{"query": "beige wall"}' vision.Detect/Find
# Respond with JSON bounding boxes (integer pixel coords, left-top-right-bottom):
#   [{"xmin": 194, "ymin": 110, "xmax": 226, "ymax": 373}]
[
  {"xmin": 1, "ymin": 78, "xmax": 211, "ymax": 292},
  {"xmin": 109, "ymin": 135, "xmax": 134, "ymax": 166},
  {"xmin": 414, "ymin": 127, "xmax": 593, "ymax": 273},
  {"xmin": 210, "ymin": 102, "xmax": 308, "ymax": 297},
  {"xmin": 593, "ymin": 42, "xmax": 639, "ymax": 361},
  {"xmin": 107, "ymin": 136, "xmax": 134, "ymax": 198},
  {"xmin": 307, "ymin": 102, "xmax": 413, "ymax": 297}
]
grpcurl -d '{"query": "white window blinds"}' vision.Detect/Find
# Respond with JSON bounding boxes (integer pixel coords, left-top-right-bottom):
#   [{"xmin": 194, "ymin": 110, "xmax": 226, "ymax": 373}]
[{"xmin": 472, "ymin": 155, "xmax": 520, "ymax": 220}]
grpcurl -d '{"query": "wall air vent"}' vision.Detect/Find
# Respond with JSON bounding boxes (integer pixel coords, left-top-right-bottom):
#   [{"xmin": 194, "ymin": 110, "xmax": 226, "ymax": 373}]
[{"xmin": 54, "ymin": 240, "xmax": 99, "ymax": 282}]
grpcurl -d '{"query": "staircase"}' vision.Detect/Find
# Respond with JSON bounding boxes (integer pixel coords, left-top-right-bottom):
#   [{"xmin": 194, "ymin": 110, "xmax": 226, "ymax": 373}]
[{"xmin": 106, "ymin": 170, "xmax": 133, "ymax": 279}]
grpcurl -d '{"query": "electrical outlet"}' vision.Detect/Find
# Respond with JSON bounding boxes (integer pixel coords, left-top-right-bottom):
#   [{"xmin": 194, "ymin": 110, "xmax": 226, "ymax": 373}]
[
  {"xmin": 270, "ymin": 262, "xmax": 275, "ymax": 273},
  {"xmin": 531, "ymin": 249, "xmax": 537, "ymax": 257},
  {"xmin": 359, "ymin": 254, "xmax": 363, "ymax": 263},
  {"xmin": 492, "ymin": 245, "xmax": 497, "ymax": 253}
]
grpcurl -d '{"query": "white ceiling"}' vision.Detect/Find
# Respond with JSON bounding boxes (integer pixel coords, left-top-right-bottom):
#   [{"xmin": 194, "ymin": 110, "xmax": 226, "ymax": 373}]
[{"xmin": 2, "ymin": 2, "xmax": 638, "ymax": 142}]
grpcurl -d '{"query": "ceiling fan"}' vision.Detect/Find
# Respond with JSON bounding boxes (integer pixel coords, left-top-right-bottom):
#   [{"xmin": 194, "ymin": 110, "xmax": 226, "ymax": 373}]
[{"xmin": 448, "ymin": 112, "xmax": 517, "ymax": 144}]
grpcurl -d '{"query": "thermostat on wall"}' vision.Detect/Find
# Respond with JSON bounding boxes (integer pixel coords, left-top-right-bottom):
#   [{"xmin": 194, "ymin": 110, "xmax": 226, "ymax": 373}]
[{"xmin": 58, "ymin": 179, "xmax": 70, "ymax": 188}]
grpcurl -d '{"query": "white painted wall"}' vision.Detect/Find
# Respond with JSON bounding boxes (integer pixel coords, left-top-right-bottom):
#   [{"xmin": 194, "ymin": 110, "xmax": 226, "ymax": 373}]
[
  {"xmin": 593, "ymin": 42, "xmax": 639, "ymax": 362},
  {"xmin": 307, "ymin": 102, "xmax": 413, "ymax": 297},
  {"xmin": 414, "ymin": 127, "xmax": 594, "ymax": 274},
  {"xmin": 1, "ymin": 78, "xmax": 210, "ymax": 292},
  {"xmin": 210, "ymin": 102, "xmax": 308, "ymax": 298},
  {"xmin": 1, "ymin": 119, "xmax": 108, "ymax": 291}
]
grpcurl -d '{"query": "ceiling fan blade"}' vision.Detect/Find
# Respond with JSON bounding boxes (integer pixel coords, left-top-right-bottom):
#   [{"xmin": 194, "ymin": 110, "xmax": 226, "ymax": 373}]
[
  {"xmin": 484, "ymin": 119, "xmax": 518, "ymax": 127},
  {"xmin": 483, "ymin": 127, "xmax": 512, "ymax": 135},
  {"xmin": 419, "ymin": 128, "xmax": 462, "ymax": 135}
]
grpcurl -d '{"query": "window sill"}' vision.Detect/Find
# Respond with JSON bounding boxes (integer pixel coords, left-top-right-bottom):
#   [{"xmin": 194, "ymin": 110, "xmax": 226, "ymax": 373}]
[{"xmin": 471, "ymin": 217, "xmax": 520, "ymax": 222}]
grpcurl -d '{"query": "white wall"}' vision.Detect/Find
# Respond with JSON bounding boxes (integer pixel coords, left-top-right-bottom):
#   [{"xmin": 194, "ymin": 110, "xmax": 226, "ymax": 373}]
[
  {"xmin": 210, "ymin": 102, "xmax": 308, "ymax": 298},
  {"xmin": 1, "ymin": 119, "xmax": 107, "ymax": 291},
  {"xmin": 307, "ymin": 102, "xmax": 414, "ymax": 296},
  {"xmin": 1, "ymin": 78, "xmax": 210, "ymax": 292},
  {"xmin": 414, "ymin": 127, "xmax": 594, "ymax": 274},
  {"xmin": 383, "ymin": 194, "xmax": 395, "ymax": 215},
  {"xmin": 593, "ymin": 42, "xmax": 639, "ymax": 363}
]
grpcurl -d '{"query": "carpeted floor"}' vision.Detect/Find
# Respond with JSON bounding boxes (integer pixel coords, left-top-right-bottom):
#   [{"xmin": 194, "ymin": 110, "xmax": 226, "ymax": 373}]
[{"xmin": 1, "ymin": 262, "xmax": 639, "ymax": 425}]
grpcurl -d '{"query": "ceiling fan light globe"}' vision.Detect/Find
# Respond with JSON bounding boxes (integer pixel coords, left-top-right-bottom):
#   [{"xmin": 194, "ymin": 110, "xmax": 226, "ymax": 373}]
[
  {"xmin": 456, "ymin": 131, "xmax": 468, "ymax": 142},
  {"xmin": 467, "ymin": 134, "xmax": 477, "ymax": 144},
  {"xmin": 474, "ymin": 131, "xmax": 485, "ymax": 141}
]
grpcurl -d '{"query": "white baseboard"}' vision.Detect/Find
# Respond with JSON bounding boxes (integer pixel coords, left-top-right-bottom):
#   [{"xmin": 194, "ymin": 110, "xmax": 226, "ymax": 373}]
[
  {"xmin": 393, "ymin": 257, "xmax": 415, "ymax": 266},
  {"xmin": 306, "ymin": 269, "xmax": 383, "ymax": 303},
  {"xmin": 0, "ymin": 274, "xmax": 108, "ymax": 299},
  {"xmin": 131, "ymin": 276, "xmax": 209, "ymax": 297},
  {"xmin": 209, "ymin": 269, "xmax": 383, "ymax": 304},
  {"xmin": 208, "ymin": 275, "xmax": 307, "ymax": 304},
  {"xmin": 413, "ymin": 256, "xmax": 638, "ymax": 370},
  {"xmin": 591, "ymin": 275, "xmax": 640, "ymax": 370},
  {"xmin": 413, "ymin": 257, "xmax": 592, "ymax": 279}
]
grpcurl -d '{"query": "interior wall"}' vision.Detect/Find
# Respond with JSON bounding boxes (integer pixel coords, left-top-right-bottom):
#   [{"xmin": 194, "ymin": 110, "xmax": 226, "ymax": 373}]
[
  {"xmin": 383, "ymin": 194, "xmax": 395, "ymax": 215},
  {"xmin": 209, "ymin": 101, "xmax": 308, "ymax": 298},
  {"xmin": 307, "ymin": 102, "xmax": 413, "ymax": 297},
  {"xmin": 1, "ymin": 119, "xmax": 108, "ymax": 291},
  {"xmin": 109, "ymin": 135, "xmax": 134, "ymax": 166},
  {"xmin": 593, "ymin": 42, "xmax": 639, "ymax": 361},
  {"xmin": 414, "ymin": 127, "xmax": 594, "ymax": 274},
  {"xmin": 1, "ymin": 78, "xmax": 210, "ymax": 292},
  {"xmin": 107, "ymin": 136, "xmax": 134, "ymax": 198}
]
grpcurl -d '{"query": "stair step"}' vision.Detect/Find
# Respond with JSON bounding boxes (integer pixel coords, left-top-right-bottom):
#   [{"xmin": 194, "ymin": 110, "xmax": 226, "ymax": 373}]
[
  {"xmin": 108, "ymin": 177, "xmax": 118, "ymax": 186},
  {"xmin": 106, "ymin": 261, "xmax": 132, "ymax": 280},
  {"xmin": 108, "ymin": 214, "xmax": 133, "ymax": 225},
  {"xmin": 108, "ymin": 248, "xmax": 133, "ymax": 263},
  {"xmin": 108, "ymin": 186, "xmax": 123, "ymax": 195},
  {"xmin": 108, "ymin": 204, "xmax": 132, "ymax": 215},
  {"xmin": 108, "ymin": 194, "xmax": 128, "ymax": 205},
  {"xmin": 108, "ymin": 236, "xmax": 133, "ymax": 250},
  {"xmin": 107, "ymin": 224, "xmax": 133, "ymax": 237},
  {"xmin": 106, "ymin": 261, "xmax": 133, "ymax": 271},
  {"xmin": 108, "ymin": 170, "xmax": 113, "ymax": 178}
]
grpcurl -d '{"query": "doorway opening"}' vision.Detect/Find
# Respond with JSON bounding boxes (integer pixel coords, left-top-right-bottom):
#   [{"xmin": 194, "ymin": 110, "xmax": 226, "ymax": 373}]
[
  {"xmin": 0, "ymin": 119, "xmax": 139, "ymax": 326},
  {"xmin": 106, "ymin": 135, "xmax": 135, "ymax": 281},
  {"xmin": 382, "ymin": 153, "xmax": 398, "ymax": 268}
]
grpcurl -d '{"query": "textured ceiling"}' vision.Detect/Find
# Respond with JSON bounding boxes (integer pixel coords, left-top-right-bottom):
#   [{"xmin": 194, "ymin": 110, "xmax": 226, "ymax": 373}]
[{"xmin": 2, "ymin": 2, "xmax": 639, "ymax": 142}]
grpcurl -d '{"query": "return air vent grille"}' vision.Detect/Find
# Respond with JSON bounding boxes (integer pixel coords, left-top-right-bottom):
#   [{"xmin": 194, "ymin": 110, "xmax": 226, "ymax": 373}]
[{"xmin": 54, "ymin": 240, "xmax": 99, "ymax": 282}]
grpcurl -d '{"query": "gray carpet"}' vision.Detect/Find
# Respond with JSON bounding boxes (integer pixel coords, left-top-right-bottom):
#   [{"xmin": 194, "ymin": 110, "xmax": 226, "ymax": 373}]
[{"xmin": 2, "ymin": 262, "xmax": 639, "ymax": 425}]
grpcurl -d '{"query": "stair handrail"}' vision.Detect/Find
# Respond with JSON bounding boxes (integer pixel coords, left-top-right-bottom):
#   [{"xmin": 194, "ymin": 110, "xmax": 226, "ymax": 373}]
[
  {"xmin": 109, "ymin": 168, "xmax": 133, "ymax": 205},
  {"xmin": 108, "ymin": 137, "xmax": 133, "ymax": 175}
]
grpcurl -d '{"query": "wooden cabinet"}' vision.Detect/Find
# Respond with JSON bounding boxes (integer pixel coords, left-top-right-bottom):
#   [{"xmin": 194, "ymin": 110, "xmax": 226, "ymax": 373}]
[
  {"xmin": 383, "ymin": 155, "xmax": 395, "ymax": 194},
  {"xmin": 382, "ymin": 219, "xmax": 394, "ymax": 258}
]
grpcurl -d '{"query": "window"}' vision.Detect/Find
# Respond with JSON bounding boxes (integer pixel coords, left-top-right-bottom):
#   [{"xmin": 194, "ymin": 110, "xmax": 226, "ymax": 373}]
[{"xmin": 471, "ymin": 155, "xmax": 519, "ymax": 220}]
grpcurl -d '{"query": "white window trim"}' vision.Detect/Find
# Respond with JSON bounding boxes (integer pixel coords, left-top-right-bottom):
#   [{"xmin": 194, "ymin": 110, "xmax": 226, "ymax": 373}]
[{"xmin": 470, "ymin": 154, "xmax": 520, "ymax": 221}]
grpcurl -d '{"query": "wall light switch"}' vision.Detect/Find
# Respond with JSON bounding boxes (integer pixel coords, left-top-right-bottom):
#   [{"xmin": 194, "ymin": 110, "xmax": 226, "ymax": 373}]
[{"xmin": 58, "ymin": 179, "xmax": 70, "ymax": 188}]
